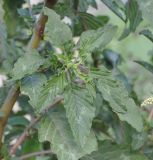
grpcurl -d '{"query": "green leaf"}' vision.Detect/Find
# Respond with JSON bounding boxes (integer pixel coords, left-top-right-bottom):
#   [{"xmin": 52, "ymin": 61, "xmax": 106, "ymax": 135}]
[
  {"xmin": 37, "ymin": 73, "xmax": 67, "ymax": 112},
  {"xmin": 77, "ymin": 25, "xmax": 117, "ymax": 53},
  {"xmin": 131, "ymin": 132, "xmax": 147, "ymax": 150},
  {"xmin": 22, "ymin": 137, "xmax": 41, "ymax": 155},
  {"xmin": 0, "ymin": 85, "xmax": 10, "ymax": 107},
  {"xmin": 125, "ymin": 0, "xmax": 142, "ymax": 32},
  {"xmin": 54, "ymin": 3, "xmax": 73, "ymax": 18},
  {"xmin": 78, "ymin": 0, "xmax": 89, "ymax": 12},
  {"xmin": 101, "ymin": 0, "xmax": 125, "ymax": 22},
  {"xmin": 92, "ymin": 68, "xmax": 143, "ymax": 132},
  {"xmin": 20, "ymin": 73, "xmax": 47, "ymax": 109},
  {"xmin": 8, "ymin": 116, "xmax": 29, "ymax": 126},
  {"xmin": 139, "ymin": 29, "xmax": 153, "ymax": 43},
  {"xmin": 44, "ymin": 7, "xmax": 72, "ymax": 46},
  {"xmin": 120, "ymin": 0, "xmax": 142, "ymax": 39},
  {"xmin": 12, "ymin": 50, "xmax": 45, "ymax": 80},
  {"xmin": 79, "ymin": 12, "xmax": 109, "ymax": 30},
  {"xmin": 78, "ymin": 0, "xmax": 97, "ymax": 12},
  {"xmin": 137, "ymin": 0, "xmax": 153, "ymax": 26},
  {"xmin": 88, "ymin": 0, "xmax": 97, "ymax": 9},
  {"xmin": 135, "ymin": 60, "xmax": 153, "ymax": 74},
  {"xmin": 64, "ymin": 86, "xmax": 96, "ymax": 147},
  {"xmin": 38, "ymin": 108, "xmax": 97, "ymax": 160},
  {"xmin": 0, "ymin": 1, "xmax": 8, "ymax": 64},
  {"xmin": 81, "ymin": 141, "xmax": 149, "ymax": 160},
  {"xmin": 2, "ymin": 0, "xmax": 25, "ymax": 36}
]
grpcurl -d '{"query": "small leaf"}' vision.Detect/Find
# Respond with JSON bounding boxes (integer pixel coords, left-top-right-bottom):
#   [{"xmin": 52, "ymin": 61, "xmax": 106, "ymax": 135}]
[
  {"xmin": 8, "ymin": 116, "xmax": 29, "ymax": 126},
  {"xmin": 37, "ymin": 73, "xmax": 67, "ymax": 112},
  {"xmin": 135, "ymin": 60, "xmax": 153, "ymax": 74},
  {"xmin": 78, "ymin": 0, "xmax": 97, "ymax": 11},
  {"xmin": 2, "ymin": 0, "xmax": 25, "ymax": 36},
  {"xmin": 12, "ymin": 50, "xmax": 45, "ymax": 80},
  {"xmin": 17, "ymin": 8, "xmax": 31, "ymax": 18},
  {"xmin": 101, "ymin": 0, "xmax": 125, "ymax": 22},
  {"xmin": 103, "ymin": 49, "xmax": 121, "ymax": 69},
  {"xmin": 77, "ymin": 25, "xmax": 117, "ymax": 53},
  {"xmin": 120, "ymin": 0, "xmax": 142, "ymax": 40},
  {"xmin": 64, "ymin": 86, "xmax": 96, "ymax": 147},
  {"xmin": 79, "ymin": 12, "xmax": 109, "ymax": 30},
  {"xmin": 126, "ymin": 0, "xmax": 142, "ymax": 31},
  {"xmin": 139, "ymin": 29, "xmax": 153, "ymax": 43},
  {"xmin": 20, "ymin": 73, "xmax": 47, "ymax": 109},
  {"xmin": 88, "ymin": 0, "xmax": 98, "ymax": 9},
  {"xmin": 44, "ymin": 7, "xmax": 72, "ymax": 46},
  {"xmin": 38, "ymin": 108, "xmax": 97, "ymax": 160}
]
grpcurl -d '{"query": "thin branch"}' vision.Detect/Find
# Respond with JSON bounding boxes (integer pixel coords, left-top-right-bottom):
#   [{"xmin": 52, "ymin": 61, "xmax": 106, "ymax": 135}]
[
  {"xmin": 19, "ymin": 150, "xmax": 52, "ymax": 160},
  {"xmin": 0, "ymin": 85, "xmax": 20, "ymax": 149},
  {"xmin": 28, "ymin": 0, "xmax": 58, "ymax": 49},
  {"xmin": 10, "ymin": 97, "xmax": 63, "ymax": 155}
]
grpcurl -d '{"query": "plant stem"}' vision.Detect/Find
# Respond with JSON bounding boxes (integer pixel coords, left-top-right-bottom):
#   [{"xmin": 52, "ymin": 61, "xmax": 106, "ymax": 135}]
[
  {"xmin": 0, "ymin": 85, "xmax": 20, "ymax": 147},
  {"xmin": 28, "ymin": 0, "xmax": 57, "ymax": 49},
  {"xmin": 19, "ymin": 150, "xmax": 52, "ymax": 160}
]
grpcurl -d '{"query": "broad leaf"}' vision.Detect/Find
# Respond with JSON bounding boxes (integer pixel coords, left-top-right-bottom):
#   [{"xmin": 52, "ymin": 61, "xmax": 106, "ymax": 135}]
[
  {"xmin": 20, "ymin": 73, "xmax": 47, "ymax": 109},
  {"xmin": 38, "ymin": 108, "xmax": 97, "ymax": 160},
  {"xmin": 64, "ymin": 86, "xmax": 96, "ymax": 147},
  {"xmin": 37, "ymin": 73, "xmax": 67, "ymax": 112},
  {"xmin": 44, "ymin": 7, "xmax": 72, "ymax": 46},
  {"xmin": 135, "ymin": 60, "xmax": 153, "ymax": 74},
  {"xmin": 12, "ymin": 50, "xmax": 45, "ymax": 80},
  {"xmin": 131, "ymin": 132, "xmax": 147, "ymax": 150},
  {"xmin": 77, "ymin": 25, "xmax": 117, "ymax": 53},
  {"xmin": 81, "ymin": 141, "xmax": 149, "ymax": 160},
  {"xmin": 91, "ymin": 68, "xmax": 143, "ymax": 132}
]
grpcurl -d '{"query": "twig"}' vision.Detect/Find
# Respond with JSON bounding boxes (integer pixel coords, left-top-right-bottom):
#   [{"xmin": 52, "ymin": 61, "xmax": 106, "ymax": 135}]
[
  {"xmin": 10, "ymin": 97, "xmax": 63, "ymax": 155},
  {"xmin": 28, "ymin": 0, "xmax": 58, "ymax": 49},
  {"xmin": 0, "ymin": 85, "xmax": 20, "ymax": 149},
  {"xmin": 19, "ymin": 150, "xmax": 52, "ymax": 160}
]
